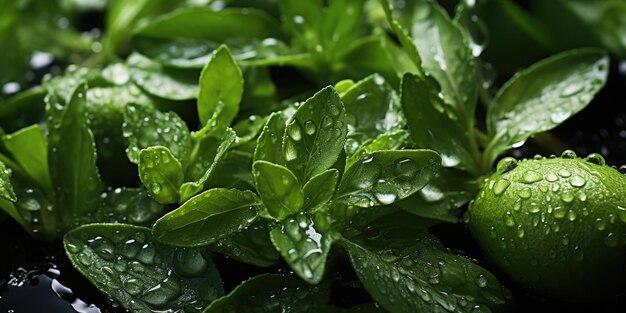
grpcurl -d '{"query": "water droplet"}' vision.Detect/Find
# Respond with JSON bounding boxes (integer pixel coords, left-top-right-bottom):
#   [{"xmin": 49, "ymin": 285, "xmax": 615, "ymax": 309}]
[
  {"xmin": 518, "ymin": 188, "xmax": 531, "ymax": 199},
  {"xmin": 605, "ymin": 232, "xmax": 619, "ymax": 247},
  {"xmin": 561, "ymin": 83, "xmax": 584, "ymax": 97},
  {"xmin": 504, "ymin": 211, "xmax": 515, "ymax": 227},
  {"xmin": 584, "ymin": 153, "xmax": 605, "ymax": 166},
  {"xmin": 567, "ymin": 210, "xmax": 577, "ymax": 221},
  {"xmin": 150, "ymin": 182, "xmax": 162, "ymax": 194},
  {"xmin": 569, "ymin": 176, "xmax": 586, "ymax": 187},
  {"xmin": 558, "ymin": 169, "xmax": 571, "ymax": 178},
  {"xmin": 545, "ymin": 173, "xmax": 559, "ymax": 182},
  {"xmin": 516, "ymin": 225, "xmax": 525, "ymax": 238},
  {"xmin": 520, "ymin": 171, "xmax": 543, "ymax": 184},
  {"xmin": 303, "ymin": 120, "xmax": 316, "ymax": 135},
  {"xmin": 496, "ymin": 157, "xmax": 517, "ymax": 174},
  {"xmin": 493, "ymin": 179, "xmax": 510, "ymax": 196},
  {"xmin": 395, "ymin": 158, "xmax": 418, "ymax": 180},
  {"xmin": 595, "ymin": 218, "xmax": 606, "ymax": 231},
  {"xmin": 286, "ymin": 121, "xmax": 302, "ymax": 141},
  {"xmin": 561, "ymin": 150, "xmax": 577, "ymax": 159},
  {"xmin": 475, "ymin": 274, "xmax": 487, "ymax": 288},
  {"xmin": 283, "ymin": 140, "xmax": 298, "ymax": 161}
]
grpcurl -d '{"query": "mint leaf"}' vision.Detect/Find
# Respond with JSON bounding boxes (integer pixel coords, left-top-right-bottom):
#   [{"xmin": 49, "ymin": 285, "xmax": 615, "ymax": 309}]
[
  {"xmin": 180, "ymin": 128, "xmax": 237, "ymax": 203},
  {"xmin": 401, "ymin": 73, "xmax": 476, "ymax": 173},
  {"xmin": 2, "ymin": 124, "xmax": 52, "ymax": 195},
  {"xmin": 252, "ymin": 161, "xmax": 304, "ymax": 220},
  {"xmin": 283, "ymin": 86, "xmax": 347, "ymax": 182},
  {"xmin": 336, "ymin": 150, "xmax": 440, "ymax": 208},
  {"xmin": 90, "ymin": 187, "xmax": 167, "ymax": 226},
  {"xmin": 197, "ymin": 45, "xmax": 243, "ymax": 127},
  {"xmin": 204, "ymin": 274, "xmax": 330, "ymax": 313},
  {"xmin": 64, "ymin": 224, "xmax": 224, "ymax": 313},
  {"xmin": 270, "ymin": 213, "xmax": 336, "ymax": 284},
  {"xmin": 302, "ymin": 169, "xmax": 339, "ymax": 212},
  {"xmin": 343, "ymin": 228, "xmax": 512, "ymax": 313},
  {"xmin": 152, "ymin": 188, "xmax": 260, "ymax": 247},
  {"xmin": 485, "ymin": 48, "xmax": 609, "ymax": 165},
  {"xmin": 138, "ymin": 146, "xmax": 184, "ymax": 204},
  {"xmin": 47, "ymin": 83, "xmax": 103, "ymax": 222},
  {"xmin": 127, "ymin": 53, "xmax": 199, "ymax": 101},
  {"xmin": 254, "ymin": 112, "xmax": 288, "ymax": 165},
  {"xmin": 123, "ymin": 103, "xmax": 192, "ymax": 166}
]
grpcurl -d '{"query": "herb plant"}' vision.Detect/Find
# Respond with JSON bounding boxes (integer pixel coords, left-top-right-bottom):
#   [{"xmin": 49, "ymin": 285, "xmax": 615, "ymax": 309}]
[{"xmin": 0, "ymin": 0, "xmax": 624, "ymax": 312}]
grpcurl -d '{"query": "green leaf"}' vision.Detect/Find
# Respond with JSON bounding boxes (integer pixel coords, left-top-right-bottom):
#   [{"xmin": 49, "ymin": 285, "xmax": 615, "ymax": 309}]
[
  {"xmin": 335, "ymin": 150, "xmax": 440, "ymax": 208},
  {"xmin": 342, "ymin": 228, "xmax": 512, "ymax": 313},
  {"xmin": 127, "ymin": 53, "xmax": 199, "ymax": 101},
  {"xmin": 346, "ymin": 130, "xmax": 409, "ymax": 167},
  {"xmin": 138, "ymin": 146, "xmax": 184, "ymax": 204},
  {"xmin": 278, "ymin": 0, "xmax": 324, "ymax": 49},
  {"xmin": 270, "ymin": 213, "xmax": 336, "ymax": 284},
  {"xmin": 395, "ymin": 168, "xmax": 478, "ymax": 224},
  {"xmin": 180, "ymin": 128, "xmax": 237, "ymax": 203},
  {"xmin": 283, "ymin": 86, "xmax": 347, "ymax": 182},
  {"xmin": 302, "ymin": 169, "xmax": 339, "ymax": 212},
  {"xmin": 0, "ymin": 160, "xmax": 16, "ymax": 202},
  {"xmin": 341, "ymin": 74, "xmax": 405, "ymax": 149},
  {"xmin": 212, "ymin": 219, "xmax": 280, "ymax": 268},
  {"xmin": 47, "ymin": 83, "xmax": 102, "ymax": 221},
  {"xmin": 485, "ymin": 48, "xmax": 609, "ymax": 165},
  {"xmin": 204, "ymin": 274, "xmax": 329, "ymax": 313},
  {"xmin": 64, "ymin": 224, "xmax": 224, "ymax": 313},
  {"xmin": 385, "ymin": 0, "xmax": 478, "ymax": 126},
  {"xmin": 152, "ymin": 188, "xmax": 260, "ymax": 247},
  {"xmin": 135, "ymin": 7, "xmax": 284, "ymax": 43},
  {"xmin": 88, "ymin": 187, "xmax": 167, "ymax": 227},
  {"xmin": 401, "ymin": 73, "xmax": 476, "ymax": 173},
  {"xmin": 252, "ymin": 161, "xmax": 304, "ymax": 220},
  {"xmin": 123, "ymin": 103, "xmax": 192, "ymax": 166},
  {"xmin": 197, "ymin": 45, "xmax": 243, "ymax": 128},
  {"xmin": 254, "ymin": 112, "xmax": 288, "ymax": 165},
  {"xmin": 321, "ymin": 0, "xmax": 366, "ymax": 55},
  {"xmin": 2, "ymin": 124, "xmax": 52, "ymax": 194}
]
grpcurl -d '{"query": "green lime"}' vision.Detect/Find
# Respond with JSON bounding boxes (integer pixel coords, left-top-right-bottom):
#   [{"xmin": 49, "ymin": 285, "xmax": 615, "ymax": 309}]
[{"xmin": 467, "ymin": 151, "xmax": 626, "ymax": 301}]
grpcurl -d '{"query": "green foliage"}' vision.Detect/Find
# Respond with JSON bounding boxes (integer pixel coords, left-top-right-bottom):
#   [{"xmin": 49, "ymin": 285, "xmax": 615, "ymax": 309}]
[{"xmin": 0, "ymin": 0, "xmax": 617, "ymax": 311}]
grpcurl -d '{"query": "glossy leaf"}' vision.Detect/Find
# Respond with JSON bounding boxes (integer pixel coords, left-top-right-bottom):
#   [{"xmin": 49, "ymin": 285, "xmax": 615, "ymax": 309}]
[
  {"xmin": 135, "ymin": 7, "xmax": 284, "ymax": 43},
  {"xmin": 89, "ymin": 187, "xmax": 167, "ymax": 227},
  {"xmin": 270, "ymin": 213, "xmax": 336, "ymax": 284},
  {"xmin": 401, "ymin": 73, "xmax": 476, "ymax": 173},
  {"xmin": 302, "ymin": 169, "xmax": 338, "ymax": 212},
  {"xmin": 64, "ymin": 224, "xmax": 224, "ymax": 313},
  {"xmin": 153, "ymin": 188, "xmax": 260, "ymax": 247},
  {"xmin": 180, "ymin": 128, "xmax": 237, "ymax": 203},
  {"xmin": 485, "ymin": 49, "xmax": 609, "ymax": 164},
  {"xmin": 207, "ymin": 151, "xmax": 254, "ymax": 190},
  {"xmin": 336, "ymin": 150, "xmax": 441, "ymax": 208},
  {"xmin": 47, "ymin": 83, "xmax": 102, "ymax": 221},
  {"xmin": 346, "ymin": 130, "xmax": 409, "ymax": 167},
  {"xmin": 252, "ymin": 161, "xmax": 304, "ymax": 220},
  {"xmin": 212, "ymin": 220, "xmax": 280, "ymax": 268},
  {"xmin": 283, "ymin": 87, "xmax": 347, "ymax": 182},
  {"xmin": 204, "ymin": 274, "xmax": 329, "ymax": 313},
  {"xmin": 254, "ymin": 112, "xmax": 288, "ymax": 165},
  {"xmin": 0, "ymin": 160, "xmax": 16, "ymax": 202},
  {"xmin": 343, "ymin": 228, "xmax": 512, "ymax": 313},
  {"xmin": 385, "ymin": 0, "xmax": 478, "ymax": 125},
  {"xmin": 197, "ymin": 45, "xmax": 243, "ymax": 128},
  {"xmin": 123, "ymin": 103, "xmax": 192, "ymax": 166},
  {"xmin": 341, "ymin": 74, "xmax": 405, "ymax": 147},
  {"xmin": 138, "ymin": 146, "xmax": 184, "ymax": 204},
  {"xmin": 128, "ymin": 53, "xmax": 199, "ymax": 101},
  {"xmin": 2, "ymin": 124, "xmax": 52, "ymax": 194}
]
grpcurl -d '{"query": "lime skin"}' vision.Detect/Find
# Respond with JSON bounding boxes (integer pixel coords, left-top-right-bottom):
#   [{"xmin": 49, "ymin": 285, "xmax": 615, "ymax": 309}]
[{"xmin": 467, "ymin": 153, "xmax": 626, "ymax": 301}]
